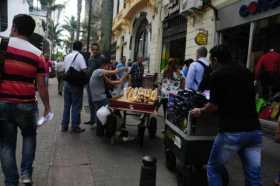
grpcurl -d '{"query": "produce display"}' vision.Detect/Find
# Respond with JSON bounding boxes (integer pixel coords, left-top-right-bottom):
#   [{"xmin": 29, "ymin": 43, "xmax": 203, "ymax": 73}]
[{"xmin": 126, "ymin": 87, "xmax": 158, "ymax": 103}]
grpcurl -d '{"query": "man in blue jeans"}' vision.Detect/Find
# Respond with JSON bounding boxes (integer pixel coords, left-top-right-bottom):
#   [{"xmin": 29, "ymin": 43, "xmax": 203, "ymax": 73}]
[
  {"xmin": 0, "ymin": 15, "xmax": 51, "ymax": 185},
  {"xmin": 61, "ymin": 41, "xmax": 87, "ymax": 133},
  {"xmin": 192, "ymin": 45, "xmax": 262, "ymax": 186}
]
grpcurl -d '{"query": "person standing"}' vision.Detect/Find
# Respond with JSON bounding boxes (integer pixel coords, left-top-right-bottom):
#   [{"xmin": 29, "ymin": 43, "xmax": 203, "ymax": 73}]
[
  {"xmin": 0, "ymin": 14, "xmax": 51, "ymax": 185},
  {"xmin": 186, "ymin": 47, "xmax": 209, "ymax": 91},
  {"xmin": 84, "ymin": 43, "xmax": 101, "ymax": 126},
  {"xmin": 255, "ymin": 49, "xmax": 280, "ymax": 99},
  {"xmin": 191, "ymin": 45, "xmax": 262, "ymax": 186},
  {"xmin": 130, "ymin": 57, "xmax": 144, "ymax": 88},
  {"xmin": 89, "ymin": 56, "xmax": 124, "ymax": 136},
  {"xmin": 55, "ymin": 59, "xmax": 65, "ymax": 96},
  {"xmin": 61, "ymin": 41, "xmax": 87, "ymax": 133}
]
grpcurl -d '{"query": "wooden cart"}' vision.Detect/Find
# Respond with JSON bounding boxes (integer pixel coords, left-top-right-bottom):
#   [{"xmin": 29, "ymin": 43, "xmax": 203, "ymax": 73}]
[{"xmin": 109, "ymin": 96, "xmax": 158, "ymax": 147}]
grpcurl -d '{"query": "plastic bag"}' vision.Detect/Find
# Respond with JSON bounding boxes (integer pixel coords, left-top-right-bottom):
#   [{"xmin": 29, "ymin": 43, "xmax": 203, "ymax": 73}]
[{"xmin": 96, "ymin": 105, "xmax": 111, "ymax": 126}]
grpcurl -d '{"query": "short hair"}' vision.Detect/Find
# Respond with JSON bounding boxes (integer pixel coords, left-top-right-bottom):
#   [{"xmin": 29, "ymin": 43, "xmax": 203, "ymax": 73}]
[
  {"xmin": 197, "ymin": 47, "xmax": 208, "ymax": 58},
  {"xmin": 184, "ymin": 58, "xmax": 194, "ymax": 66},
  {"xmin": 12, "ymin": 14, "xmax": 36, "ymax": 37},
  {"xmin": 91, "ymin": 43, "xmax": 99, "ymax": 49},
  {"xmin": 209, "ymin": 45, "xmax": 232, "ymax": 64},
  {"xmin": 73, "ymin": 41, "xmax": 83, "ymax": 51}
]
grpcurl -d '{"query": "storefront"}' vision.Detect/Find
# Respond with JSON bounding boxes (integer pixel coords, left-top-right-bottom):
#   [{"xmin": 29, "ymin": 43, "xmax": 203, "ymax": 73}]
[
  {"xmin": 161, "ymin": 0, "xmax": 187, "ymax": 71},
  {"xmin": 217, "ymin": 0, "xmax": 280, "ymax": 123}
]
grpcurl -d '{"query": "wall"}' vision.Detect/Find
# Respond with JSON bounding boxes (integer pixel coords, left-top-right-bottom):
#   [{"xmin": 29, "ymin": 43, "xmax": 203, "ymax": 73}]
[{"xmin": 0, "ymin": 0, "xmax": 30, "ymax": 37}]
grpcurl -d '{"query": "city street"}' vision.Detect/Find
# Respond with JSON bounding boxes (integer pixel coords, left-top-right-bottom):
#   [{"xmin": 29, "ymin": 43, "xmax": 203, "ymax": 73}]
[{"xmin": 0, "ymin": 79, "xmax": 279, "ymax": 186}]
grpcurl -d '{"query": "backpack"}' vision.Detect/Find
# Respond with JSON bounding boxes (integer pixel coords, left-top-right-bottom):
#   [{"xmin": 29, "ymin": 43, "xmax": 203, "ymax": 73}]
[
  {"xmin": 196, "ymin": 60, "xmax": 212, "ymax": 92},
  {"xmin": 0, "ymin": 38, "xmax": 9, "ymax": 81}
]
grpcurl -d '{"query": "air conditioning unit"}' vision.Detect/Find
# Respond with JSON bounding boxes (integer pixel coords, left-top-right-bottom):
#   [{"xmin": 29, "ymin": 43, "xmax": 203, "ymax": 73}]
[{"xmin": 180, "ymin": 0, "xmax": 203, "ymax": 14}]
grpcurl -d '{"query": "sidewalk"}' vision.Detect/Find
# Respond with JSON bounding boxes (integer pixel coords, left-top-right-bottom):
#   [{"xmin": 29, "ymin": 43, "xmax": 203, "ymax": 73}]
[{"xmin": 0, "ymin": 79, "xmax": 279, "ymax": 186}]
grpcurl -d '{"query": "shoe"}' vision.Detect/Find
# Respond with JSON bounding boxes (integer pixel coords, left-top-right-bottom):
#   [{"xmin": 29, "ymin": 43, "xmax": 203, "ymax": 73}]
[
  {"xmin": 61, "ymin": 127, "xmax": 68, "ymax": 132},
  {"xmin": 84, "ymin": 121, "xmax": 94, "ymax": 125},
  {"xmin": 20, "ymin": 175, "xmax": 32, "ymax": 184},
  {"xmin": 59, "ymin": 92, "xmax": 62, "ymax": 96},
  {"xmin": 71, "ymin": 127, "xmax": 86, "ymax": 133}
]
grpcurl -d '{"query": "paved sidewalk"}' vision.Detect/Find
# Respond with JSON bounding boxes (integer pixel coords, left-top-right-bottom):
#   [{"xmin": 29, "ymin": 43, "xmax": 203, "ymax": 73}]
[{"xmin": 0, "ymin": 79, "xmax": 279, "ymax": 186}]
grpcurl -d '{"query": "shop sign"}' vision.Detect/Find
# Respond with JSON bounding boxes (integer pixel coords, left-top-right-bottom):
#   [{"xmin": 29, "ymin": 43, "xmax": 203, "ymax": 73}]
[
  {"xmin": 195, "ymin": 30, "xmax": 208, "ymax": 46},
  {"xmin": 164, "ymin": 0, "xmax": 180, "ymax": 18},
  {"xmin": 239, "ymin": 0, "xmax": 280, "ymax": 18}
]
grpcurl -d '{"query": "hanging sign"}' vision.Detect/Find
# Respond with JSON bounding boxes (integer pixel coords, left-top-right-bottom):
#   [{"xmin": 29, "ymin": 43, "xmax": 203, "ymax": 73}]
[
  {"xmin": 195, "ymin": 30, "xmax": 208, "ymax": 46},
  {"xmin": 239, "ymin": 0, "xmax": 280, "ymax": 18}
]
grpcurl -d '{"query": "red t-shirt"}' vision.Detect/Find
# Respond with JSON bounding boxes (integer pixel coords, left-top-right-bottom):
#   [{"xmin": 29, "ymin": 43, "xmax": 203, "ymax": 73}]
[
  {"xmin": 255, "ymin": 51, "xmax": 280, "ymax": 80},
  {"xmin": 0, "ymin": 37, "xmax": 45, "ymax": 103}
]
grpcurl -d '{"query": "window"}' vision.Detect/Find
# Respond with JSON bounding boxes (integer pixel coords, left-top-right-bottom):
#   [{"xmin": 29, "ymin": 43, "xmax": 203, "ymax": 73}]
[{"xmin": 0, "ymin": 0, "xmax": 8, "ymax": 32}]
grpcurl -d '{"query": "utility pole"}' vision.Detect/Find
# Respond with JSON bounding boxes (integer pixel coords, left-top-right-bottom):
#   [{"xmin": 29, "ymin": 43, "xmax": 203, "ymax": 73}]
[{"xmin": 86, "ymin": 0, "xmax": 93, "ymax": 52}]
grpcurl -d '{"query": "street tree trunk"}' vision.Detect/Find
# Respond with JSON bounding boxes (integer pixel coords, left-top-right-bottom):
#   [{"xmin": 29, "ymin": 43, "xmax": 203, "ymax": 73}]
[
  {"xmin": 76, "ymin": 0, "xmax": 82, "ymax": 41},
  {"xmin": 100, "ymin": 0, "xmax": 113, "ymax": 53}
]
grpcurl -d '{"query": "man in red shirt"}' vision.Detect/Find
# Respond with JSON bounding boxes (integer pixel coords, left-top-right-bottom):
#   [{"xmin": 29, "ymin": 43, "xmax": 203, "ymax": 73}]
[
  {"xmin": 0, "ymin": 14, "xmax": 50, "ymax": 185},
  {"xmin": 255, "ymin": 50, "xmax": 280, "ymax": 98}
]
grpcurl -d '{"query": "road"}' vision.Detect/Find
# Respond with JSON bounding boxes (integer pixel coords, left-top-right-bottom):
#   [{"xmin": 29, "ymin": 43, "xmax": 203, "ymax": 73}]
[{"xmin": 0, "ymin": 79, "xmax": 279, "ymax": 186}]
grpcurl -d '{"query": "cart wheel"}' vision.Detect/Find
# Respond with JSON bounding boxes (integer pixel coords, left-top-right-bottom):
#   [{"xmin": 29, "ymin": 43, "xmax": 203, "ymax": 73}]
[
  {"xmin": 165, "ymin": 149, "xmax": 176, "ymax": 172},
  {"xmin": 222, "ymin": 168, "xmax": 229, "ymax": 186},
  {"xmin": 147, "ymin": 117, "xmax": 157, "ymax": 139},
  {"xmin": 177, "ymin": 166, "xmax": 191, "ymax": 186}
]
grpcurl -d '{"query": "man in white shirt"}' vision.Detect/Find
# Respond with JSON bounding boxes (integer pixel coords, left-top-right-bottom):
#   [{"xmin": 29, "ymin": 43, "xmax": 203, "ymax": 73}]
[
  {"xmin": 61, "ymin": 41, "xmax": 87, "ymax": 133},
  {"xmin": 186, "ymin": 47, "xmax": 209, "ymax": 91}
]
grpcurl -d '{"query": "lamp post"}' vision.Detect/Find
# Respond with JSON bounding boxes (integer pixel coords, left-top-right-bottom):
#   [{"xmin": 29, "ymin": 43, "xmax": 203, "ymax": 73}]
[{"xmin": 86, "ymin": 0, "xmax": 93, "ymax": 52}]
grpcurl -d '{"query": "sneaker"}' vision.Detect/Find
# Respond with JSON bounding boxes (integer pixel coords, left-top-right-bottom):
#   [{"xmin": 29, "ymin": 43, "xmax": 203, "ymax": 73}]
[
  {"xmin": 61, "ymin": 127, "xmax": 68, "ymax": 132},
  {"xmin": 20, "ymin": 175, "xmax": 32, "ymax": 184},
  {"xmin": 71, "ymin": 127, "xmax": 86, "ymax": 133},
  {"xmin": 84, "ymin": 121, "xmax": 94, "ymax": 125}
]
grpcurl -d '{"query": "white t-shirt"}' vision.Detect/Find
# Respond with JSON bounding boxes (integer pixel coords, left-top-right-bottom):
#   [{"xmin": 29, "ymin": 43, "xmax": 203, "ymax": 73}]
[{"xmin": 64, "ymin": 51, "xmax": 87, "ymax": 72}]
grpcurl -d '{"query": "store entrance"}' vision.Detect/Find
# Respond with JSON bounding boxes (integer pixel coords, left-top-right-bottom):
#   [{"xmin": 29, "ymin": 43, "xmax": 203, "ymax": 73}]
[
  {"xmin": 169, "ymin": 37, "xmax": 186, "ymax": 65},
  {"xmin": 221, "ymin": 24, "xmax": 250, "ymax": 66}
]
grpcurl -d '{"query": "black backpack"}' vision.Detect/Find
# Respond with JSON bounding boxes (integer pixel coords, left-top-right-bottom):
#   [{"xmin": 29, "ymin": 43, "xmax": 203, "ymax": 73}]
[
  {"xmin": 196, "ymin": 60, "xmax": 212, "ymax": 92},
  {"xmin": 0, "ymin": 38, "xmax": 9, "ymax": 81}
]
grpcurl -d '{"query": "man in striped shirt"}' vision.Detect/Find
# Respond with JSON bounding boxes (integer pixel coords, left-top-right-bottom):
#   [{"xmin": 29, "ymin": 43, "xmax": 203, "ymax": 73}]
[{"xmin": 0, "ymin": 14, "xmax": 51, "ymax": 186}]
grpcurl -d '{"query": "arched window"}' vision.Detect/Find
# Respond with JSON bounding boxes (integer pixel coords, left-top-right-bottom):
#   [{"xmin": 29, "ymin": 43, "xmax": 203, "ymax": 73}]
[{"xmin": 134, "ymin": 19, "xmax": 148, "ymax": 60}]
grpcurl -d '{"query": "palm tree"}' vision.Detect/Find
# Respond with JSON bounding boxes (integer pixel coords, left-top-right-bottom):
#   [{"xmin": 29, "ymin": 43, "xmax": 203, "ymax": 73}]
[
  {"xmin": 76, "ymin": 0, "xmax": 83, "ymax": 40},
  {"xmin": 100, "ymin": 0, "xmax": 113, "ymax": 53},
  {"xmin": 48, "ymin": 20, "xmax": 63, "ymax": 54},
  {"xmin": 63, "ymin": 16, "xmax": 78, "ymax": 50}
]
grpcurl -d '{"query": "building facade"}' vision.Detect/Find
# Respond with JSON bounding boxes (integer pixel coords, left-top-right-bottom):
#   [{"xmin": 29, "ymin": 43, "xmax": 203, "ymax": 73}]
[{"xmin": 112, "ymin": 0, "xmax": 162, "ymax": 73}]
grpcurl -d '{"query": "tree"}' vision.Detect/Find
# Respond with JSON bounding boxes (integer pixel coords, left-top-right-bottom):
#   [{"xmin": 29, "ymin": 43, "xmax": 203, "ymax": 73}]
[
  {"xmin": 76, "ymin": 0, "xmax": 83, "ymax": 40},
  {"xmin": 63, "ymin": 16, "xmax": 78, "ymax": 51},
  {"xmin": 100, "ymin": 0, "xmax": 113, "ymax": 53},
  {"xmin": 48, "ymin": 20, "xmax": 63, "ymax": 54}
]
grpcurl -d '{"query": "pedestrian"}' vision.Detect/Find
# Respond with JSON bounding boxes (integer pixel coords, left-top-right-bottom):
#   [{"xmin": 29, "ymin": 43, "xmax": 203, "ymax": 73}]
[
  {"xmin": 186, "ymin": 46, "xmax": 209, "ymax": 91},
  {"xmin": 181, "ymin": 58, "xmax": 194, "ymax": 90},
  {"xmin": 159, "ymin": 58, "xmax": 183, "ymax": 119},
  {"xmin": 130, "ymin": 57, "xmax": 144, "ymax": 88},
  {"xmin": 55, "ymin": 58, "xmax": 65, "ymax": 96},
  {"xmin": 255, "ymin": 49, "xmax": 280, "ymax": 99},
  {"xmin": 0, "ymin": 14, "xmax": 51, "ymax": 185},
  {"xmin": 84, "ymin": 43, "xmax": 101, "ymax": 126},
  {"xmin": 61, "ymin": 41, "xmax": 87, "ymax": 133},
  {"xmin": 191, "ymin": 45, "xmax": 262, "ymax": 186},
  {"xmin": 89, "ymin": 56, "xmax": 125, "ymax": 137}
]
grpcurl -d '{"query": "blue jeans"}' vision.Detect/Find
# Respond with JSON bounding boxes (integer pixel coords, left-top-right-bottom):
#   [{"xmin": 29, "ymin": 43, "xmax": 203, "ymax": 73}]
[
  {"xmin": 87, "ymin": 85, "xmax": 96, "ymax": 123},
  {"xmin": 92, "ymin": 99, "xmax": 108, "ymax": 136},
  {"xmin": 207, "ymin": 130, "xmax": 262, "ymax": 186},
  {"xmin": 62, "ymin": 82, "xmax": 84, "ymax": 129},
  {"xmin": 0, "ymin": 102, "xmax": 37, "ymax": 186}
]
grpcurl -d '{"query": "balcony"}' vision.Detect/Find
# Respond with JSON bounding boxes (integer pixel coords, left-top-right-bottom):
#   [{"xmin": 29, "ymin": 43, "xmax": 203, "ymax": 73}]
[{"xmin": 112, "ymin": 0, "xmax": 156, "ymax": 33}]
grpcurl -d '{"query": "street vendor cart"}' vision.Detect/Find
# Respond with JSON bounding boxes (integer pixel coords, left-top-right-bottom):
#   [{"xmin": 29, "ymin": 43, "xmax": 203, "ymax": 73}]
[
  {"xmin": 109, "ymin": 87, "xmax": 159, "ymax": 147},
  {"xmin": 164, "ymin": 90, "xmax": 229, "ymax": 186}
]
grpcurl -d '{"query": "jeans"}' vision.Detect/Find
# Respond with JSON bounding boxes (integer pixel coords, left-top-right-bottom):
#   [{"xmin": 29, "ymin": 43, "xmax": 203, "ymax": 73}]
[
  {"xmin": 62, "ymin": 82, "xmax": 84, "ymax": 129},
  {"xmin": 92, "ymin": 99, "xmax": 108, "ymax": 136},
  {"xmin": 0, "ymin": 102, "xmax": 37, "ymax": 186},
  {"xmin": 207, "ymin": 130, "xmax": 262, "ymax": 186},
  {"xmin": 87, "ymin": 85, "xmax": 96, "ymax": 123}
]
